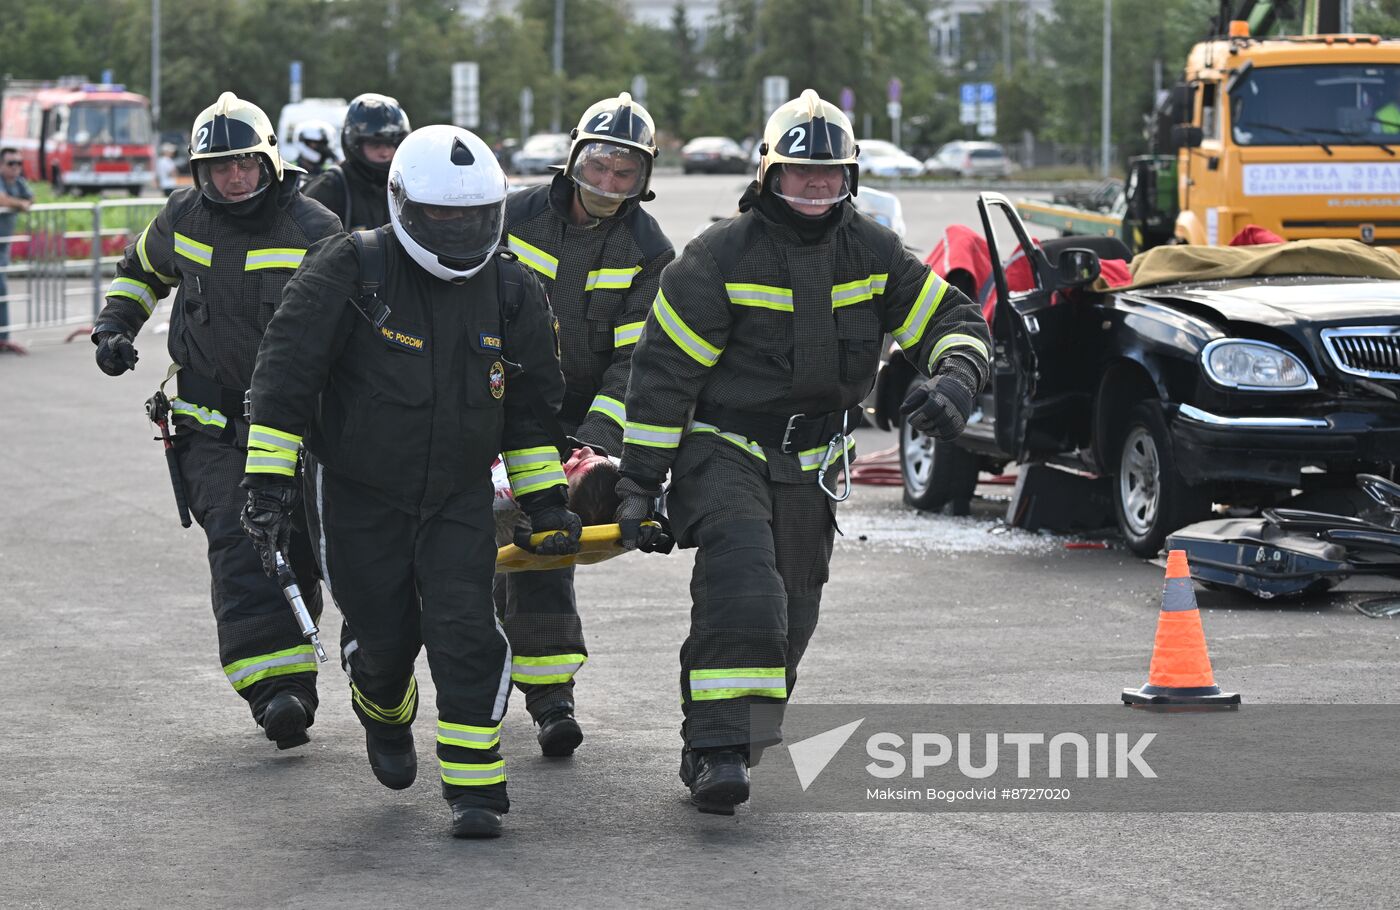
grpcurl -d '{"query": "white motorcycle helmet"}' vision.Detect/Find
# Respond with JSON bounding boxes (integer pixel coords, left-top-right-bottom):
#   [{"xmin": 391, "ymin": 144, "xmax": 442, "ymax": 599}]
[{"xmin": 387, "ymin": 125, "xmax": 507, "ymax": 282}]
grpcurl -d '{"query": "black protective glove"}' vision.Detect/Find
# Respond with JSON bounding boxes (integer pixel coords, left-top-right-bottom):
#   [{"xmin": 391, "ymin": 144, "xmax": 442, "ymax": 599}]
[
  {"xmin": 92, "ymin": 327, "xmax": 139, "ymax": 376},
  {"xmin": 899, "ymin": 355, "xmax": 983, "ymax": 441},
  {"xmin": 614, "ymin": 474, "xmax": 674, "ymax": 554},
  {"xmin": 516, "ymin": 488, "xmax": 583, "ymax": 556},
  {"xmin": 241, "ymin": 478, "xmax": 299, "ymax": 578}
]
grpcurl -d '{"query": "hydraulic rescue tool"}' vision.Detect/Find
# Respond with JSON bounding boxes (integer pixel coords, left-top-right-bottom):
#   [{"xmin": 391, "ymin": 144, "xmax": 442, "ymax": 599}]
[
  {"xmin": 274, "ymin": 550, "xmax": 328, "ymax": 662},
  {"xmin": 144, "ymin": 389, "xmax": 192, "ymax": 528}
]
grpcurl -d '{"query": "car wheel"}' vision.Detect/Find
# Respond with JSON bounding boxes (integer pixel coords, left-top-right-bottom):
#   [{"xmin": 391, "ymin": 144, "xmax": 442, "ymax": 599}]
[
  {"xmin": 899, "ymin": 377, "xmax": 978, "ymax": 511},
  {"xmin": 1113, "ymin": 401, "xmax": 1211, "ymax": 557}
]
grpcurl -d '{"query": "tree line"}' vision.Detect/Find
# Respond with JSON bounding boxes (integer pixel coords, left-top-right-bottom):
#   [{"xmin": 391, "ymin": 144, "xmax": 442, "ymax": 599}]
[{"xmin": 3, "ymin": 0, "xmax": 1398, "ymax": 166}]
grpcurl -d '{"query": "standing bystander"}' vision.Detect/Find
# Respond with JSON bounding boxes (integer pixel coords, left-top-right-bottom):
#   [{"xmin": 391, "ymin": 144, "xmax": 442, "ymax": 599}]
[{"xmin": 0, "ymin": 148, "xmax": 34, "ymax": 354}]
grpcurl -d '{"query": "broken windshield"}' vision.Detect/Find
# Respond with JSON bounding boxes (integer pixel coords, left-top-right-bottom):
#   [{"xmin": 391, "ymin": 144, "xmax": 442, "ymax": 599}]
[{"xmin": 1230, "ymin": 63, "xmax": 1400, "ymax": 146}]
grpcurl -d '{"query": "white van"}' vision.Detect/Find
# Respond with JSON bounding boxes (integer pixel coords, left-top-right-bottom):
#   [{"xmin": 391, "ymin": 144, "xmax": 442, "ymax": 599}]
[{"xmin": 276, "ymin": 98, "xmax": 350, "ymax": 163}]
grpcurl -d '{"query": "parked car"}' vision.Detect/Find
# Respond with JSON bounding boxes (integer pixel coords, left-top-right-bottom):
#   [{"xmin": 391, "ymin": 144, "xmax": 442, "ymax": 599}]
[
  {"xmin": 925, "ymin": 141, "xmax": 1013, "ymax": 179},
  {"xmin": 852, "ymin": 186, "xmax": 906, "ymax": 240},
  {"xmin": 681, "ymin": 136, "xmax": 750, "ymax": 174},
  {"xmin": 512, "ymin": 133, "xmax": 571, "ymax": 175},
  {"xmin": 872, "ymin": 192, "xmax": 1400, "ymax": 556},
  {"xmin": 857, "ymin": 139, "xmax": 924, "ymax": 178}
]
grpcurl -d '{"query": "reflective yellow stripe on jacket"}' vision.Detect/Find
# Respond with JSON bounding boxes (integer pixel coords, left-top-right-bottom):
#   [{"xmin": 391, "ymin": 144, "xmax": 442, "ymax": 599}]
[
  {"xmin": 502, "ymin": 446, "xmax": 566, "ymax": 496},
  {"xmin": 244, "ymin": 247, "xmax": 307, "ymax": 271},
  {"xmin": 107, "ymin": 277, "xmax": 157, "ymax": 315},
  {"xmin": 506, "ymin": 234, "xmax": 558, "ymax": 280},
  {"xmin": 173, "ymin": 232, "xmax": 213, "ymax": 267},
  {"xmin": 653, "ymin": 291, "xmax": 722, "ymax": 367},
  {"xmin": 585, "ymin": 266, "xmax": 641, "ymax": 291},
  {"xmin": 245, "ymin": 423, "xmax": 302, "ymax": 476}
]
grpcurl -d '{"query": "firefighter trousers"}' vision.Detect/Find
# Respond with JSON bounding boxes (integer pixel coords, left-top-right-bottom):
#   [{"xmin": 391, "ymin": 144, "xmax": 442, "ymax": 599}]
[
  {"xmin": 493, "ymin": 566, "xmax": 587, "ymax": 719},
  {"xmin": 667, "ymin": 436, "xmax": 836, "ymax": 752},
  {"xmin": 176, "ymin": 431, "xmax": 321, "ymax": 724},
  {"xmin": 305, "ymin": 457, "xmax": 512, "ymax": 812}
]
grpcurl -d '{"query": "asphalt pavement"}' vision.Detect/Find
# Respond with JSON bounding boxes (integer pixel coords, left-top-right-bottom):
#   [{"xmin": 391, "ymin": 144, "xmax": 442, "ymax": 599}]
[{"xmin": 1, "ymin": 177, "xmax": 1396, "ymax": 909}]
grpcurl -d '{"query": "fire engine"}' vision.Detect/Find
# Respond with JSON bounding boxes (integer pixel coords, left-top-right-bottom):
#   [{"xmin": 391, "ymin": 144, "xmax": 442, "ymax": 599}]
[{"xmin": 0, "ymin": 79, "xmax": 156, "ymax": 195}]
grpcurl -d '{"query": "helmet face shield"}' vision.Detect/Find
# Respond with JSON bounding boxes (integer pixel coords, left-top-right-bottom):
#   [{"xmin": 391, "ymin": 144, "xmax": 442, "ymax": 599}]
[
  {"xmin": 393, "ymin": 194, "xmax": 503, "ymax": 269},
  {"xmin": 771, "ymin": 162, "xmax": 851, "ymax": 208},
  {"xmin": 194, "ymin": 153, "xmax": 272, "ymax": 205},
  {"xmin": 570, "ymin": 141, "xmax": 650, "ymax": 201}
]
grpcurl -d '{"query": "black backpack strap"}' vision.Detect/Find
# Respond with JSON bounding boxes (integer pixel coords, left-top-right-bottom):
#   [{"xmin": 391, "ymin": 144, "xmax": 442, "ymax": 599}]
[
  {"xmin": 496, "ymin": 250, "xmax": 570, "ymax": 454},
  {"xmin": 331, "ymin": 164, "xmax": 352, "ymax": 228},
  {"xmin": 348, "ymin": 227, "xmax": 392, "ymax": 328}
]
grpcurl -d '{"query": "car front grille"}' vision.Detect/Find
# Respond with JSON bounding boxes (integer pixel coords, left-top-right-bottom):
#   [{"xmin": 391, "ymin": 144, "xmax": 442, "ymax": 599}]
[{"xmin": 1321, "ymin": 326, "xmax": 1400, "ymax": 380}]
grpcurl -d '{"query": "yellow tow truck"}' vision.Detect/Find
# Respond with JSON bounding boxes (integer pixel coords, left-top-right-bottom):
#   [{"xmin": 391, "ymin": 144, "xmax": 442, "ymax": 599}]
[{"xmin": 1020, "ymin": 0, "xmax": 1400, "ymax": 253}]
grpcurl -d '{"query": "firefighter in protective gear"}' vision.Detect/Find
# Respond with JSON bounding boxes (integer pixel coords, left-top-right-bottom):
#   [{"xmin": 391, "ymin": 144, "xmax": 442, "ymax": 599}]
[
  {"xmin": 303, "ymin": 93, "xmax": 409, "ymax": 231},
  {"xmin": 618, "ymin": 89, "xmax": 991, "ymax": 814},
  {"xmin": 90, "ymin": 91, "xmax": 341, "ymax": 750},
  {"xmin": 242, "ymin": 124, "xmax": 579, "ymax": 839},
  {"xmin": 293, "ymin": 119, "xmax": 338, "ymax": 179},
  {"xmin": 498, "ymin": 91, "xmax": 674, "ymax": 757}
]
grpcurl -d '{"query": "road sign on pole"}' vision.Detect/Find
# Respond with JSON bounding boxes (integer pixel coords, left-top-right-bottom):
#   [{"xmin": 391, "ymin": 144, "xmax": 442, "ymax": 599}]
[
  {"xmin": 631, "ymin": 74, "xmax": 648, "ymax": 105},
  {"xmin": 762, "ymin": 75, "xmax": 790, "ymax": 119},
  {"xmin": 959, "ymin": 83, "xmax": 977, "ymax": 125},
  {"xmin": 976, "ymin": 82, "xmax": 997, "ymax": 137},
  {"xmin": 452, "ymin": 62, "xmax": 480, "ymax": 129},
  {"xmin": 887, "ymin": 77, "xmax": 902, "ymax": 103},
  {"xmin": 839, "ymin": 86, "xmax": 855, "ymax": 120},
  {"xmin": 289, "ymin": 60, "xmax": 303, "ymax": 105}
]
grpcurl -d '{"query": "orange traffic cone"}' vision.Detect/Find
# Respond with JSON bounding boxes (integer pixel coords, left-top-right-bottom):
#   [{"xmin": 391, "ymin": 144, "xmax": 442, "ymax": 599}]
[{"xmin": 1122, "ymin": 550, "xmax": 1241, "ymax": 707}]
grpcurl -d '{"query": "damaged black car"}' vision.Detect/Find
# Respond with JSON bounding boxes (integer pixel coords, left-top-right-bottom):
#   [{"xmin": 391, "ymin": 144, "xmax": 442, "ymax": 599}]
[{"xmin": 872, "ymin": 192, "xmax": 1400, "ymax": 557}]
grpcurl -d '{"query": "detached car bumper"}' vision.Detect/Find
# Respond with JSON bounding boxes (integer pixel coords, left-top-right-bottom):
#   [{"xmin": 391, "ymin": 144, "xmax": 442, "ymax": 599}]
[{"xmin": 1172, "ymin": 403, "xmax": 1400, "ymax": 486}]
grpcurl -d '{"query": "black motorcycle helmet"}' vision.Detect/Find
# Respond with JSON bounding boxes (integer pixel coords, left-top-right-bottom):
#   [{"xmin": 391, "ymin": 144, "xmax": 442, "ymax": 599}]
[{"xmin": 342, "ymin": 93, "xmax": 411, "ymax": 172}]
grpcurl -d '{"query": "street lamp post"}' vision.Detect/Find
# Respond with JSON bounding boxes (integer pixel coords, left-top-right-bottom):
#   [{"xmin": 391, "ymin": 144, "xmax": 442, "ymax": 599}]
[
  {"xmin": 1101, "ymin": 0, "xmax": 1112, "ymax": 177},
  {"xmin": 151, "ymin": 0, "xmax": 160, "ymax": 128}
]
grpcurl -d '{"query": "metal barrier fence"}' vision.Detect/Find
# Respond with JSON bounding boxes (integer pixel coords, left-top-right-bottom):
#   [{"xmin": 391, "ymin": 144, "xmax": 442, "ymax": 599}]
[{"xmin": 0, "ymin": 198, "xmax": 168, "ymax": 340}]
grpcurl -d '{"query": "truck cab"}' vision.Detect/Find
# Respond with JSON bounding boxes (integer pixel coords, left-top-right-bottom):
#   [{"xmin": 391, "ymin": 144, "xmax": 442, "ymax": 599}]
[
  {"xmin": 1, "ymin": 81, "xmax": 155, "ymax": 195},
  {"xmin": 1172, "ymin": 30, "xmax": 1400, "ymax": 247}
]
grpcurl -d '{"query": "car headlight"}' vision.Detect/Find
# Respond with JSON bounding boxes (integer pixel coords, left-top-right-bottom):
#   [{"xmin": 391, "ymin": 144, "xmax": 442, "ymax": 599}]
[{"xmin": 1202, "ymin": 339, "xmax": 1317, "ymax": 390}]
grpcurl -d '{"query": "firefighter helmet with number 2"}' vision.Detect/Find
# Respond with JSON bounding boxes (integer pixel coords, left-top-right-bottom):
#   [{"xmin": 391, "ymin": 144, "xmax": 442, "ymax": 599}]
[
  {"xmin": 188, "ymin": 92, "xmax": 282, "ymax": 206},
  {"xmin": 567, "ymin": 91, "xmax": 659, "ymax": 214},
  {"xmin": 758, "ymin": 88, "xmax": 860, "ymax": 202}
]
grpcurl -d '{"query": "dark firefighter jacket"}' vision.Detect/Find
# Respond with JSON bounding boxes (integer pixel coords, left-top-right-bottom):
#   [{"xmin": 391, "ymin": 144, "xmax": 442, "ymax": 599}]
[
  {"xmin": 619, "ymin": 183, "xmax": 992, "ymax": 485},
  {"xmin": 96, "ymin": 177, "xmax": 342, "ymax": 446},
  {"xmin": 303, "ymin": 161, "xmax": 389, "ymax": 233},
  {"xmin": 505, "ymin": 172, "xmax": 674, "ymax": 454},
  {"xmin": 243, "ymin": 229, "xmax": 568, "ymax": 516}
]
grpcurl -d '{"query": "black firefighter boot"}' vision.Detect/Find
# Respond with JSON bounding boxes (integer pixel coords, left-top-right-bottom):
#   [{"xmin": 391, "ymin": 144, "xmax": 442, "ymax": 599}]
[
  {"xmin": 262, "ymin": 692, "xmax": 313, "ymax": 750},
  {"xmin": 449, "ymin": 799, "xmax": 504, "ymax": 839},
  {"xmin": 365, "ymin": 728, "xmax": 417, "ymax": 790},
  {"xmin": 686, "ymin": 750, "xmax": 751, "ymax": 815},
  {"xmin": 534, "ymin": 702, "xmax": 584, "ymax": 757}
]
